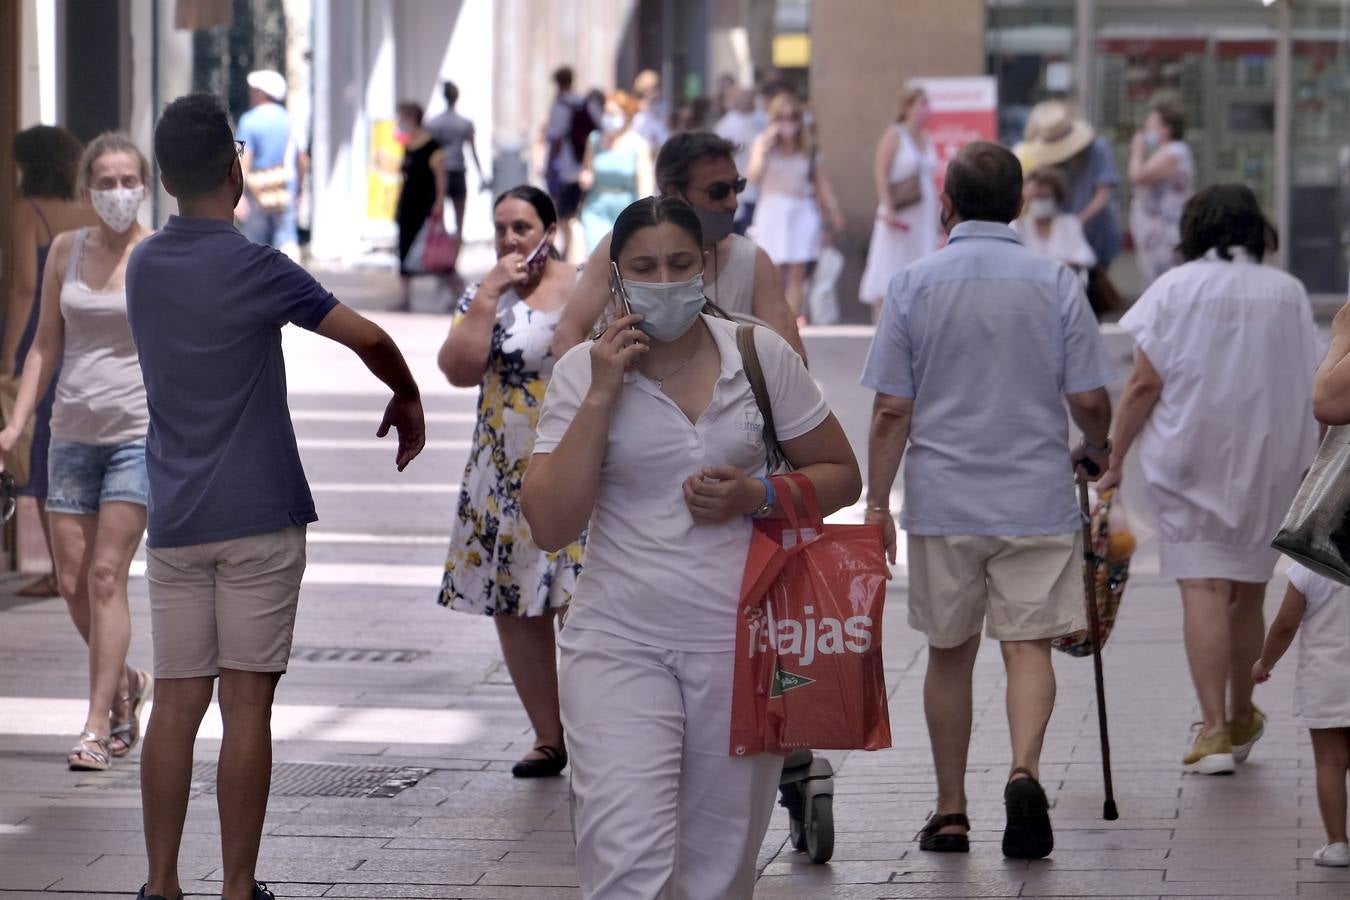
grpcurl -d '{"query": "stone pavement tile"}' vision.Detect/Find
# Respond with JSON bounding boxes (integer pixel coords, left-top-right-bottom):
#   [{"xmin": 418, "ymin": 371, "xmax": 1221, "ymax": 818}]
[
  {"xmin": 1016, "ymin": 869, "xmax": 1166, "ymax": 895},
  {"xmin": 473, "ymin": 863, "xmax": 579, "ymax": 887},
  {"xmin": 1013, "ymin": 849, "xmax": 1168, "ymax": 870},
  {"xmin": 1046, "ymin": 828, "xmax": 1175, "ymax": 850},
  {"xmin": 0, "ymin": 856, "xmax": 67, "ymax": 891},
  {"xmin": 382, "ymin": 835, "xmax": 574, "ymax": 853},
  {"xmin": 1147, "ymin": 878, "xmax": 1303, "ymax": 897},
  {"xmin": 322, "ymin": 887, "xmax": 581, "ymax": 899},
  {"xmin": 1297, "ymin": 881, "xmax": 1350, "ymax": 896},
  {"xmin": 753, "ymin": 877, "xmax": 1023, "ymax": 899},
  {"xmin": 497, "ymin": 849, "xmax": 581, "ymax": 866},
  {"xmin": 223, "ymin": 859, "xmax": 487, "ymax": 886},
  {"xmin": 760, "ymin": 860, "xmax": 900, "ymax": 883}
]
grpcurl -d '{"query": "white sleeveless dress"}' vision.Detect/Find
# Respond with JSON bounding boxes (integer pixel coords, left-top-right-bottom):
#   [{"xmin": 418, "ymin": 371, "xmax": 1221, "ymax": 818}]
[{"xmin": 860, "ymin": 126, "xmax": 940, "ymax": 304}]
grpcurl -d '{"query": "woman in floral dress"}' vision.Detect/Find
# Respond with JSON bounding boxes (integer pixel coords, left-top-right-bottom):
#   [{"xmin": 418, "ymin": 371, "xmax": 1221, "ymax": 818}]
[{"xmin": 437, "ymin": 185, "xmax": 584, "ymax": 777}]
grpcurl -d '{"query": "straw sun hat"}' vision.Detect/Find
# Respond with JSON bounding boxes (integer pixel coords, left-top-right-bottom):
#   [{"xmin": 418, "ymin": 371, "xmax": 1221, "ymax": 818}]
[{"xmin": 1019, "ymin": 101, "xmax": 1096, "ymax": 170}]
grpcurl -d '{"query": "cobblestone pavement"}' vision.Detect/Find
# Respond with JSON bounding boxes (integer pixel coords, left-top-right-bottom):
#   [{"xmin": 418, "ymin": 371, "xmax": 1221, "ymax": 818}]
[{"xmin": 0, "ymin": 295, "xmax": 1345, "ymax": 899}]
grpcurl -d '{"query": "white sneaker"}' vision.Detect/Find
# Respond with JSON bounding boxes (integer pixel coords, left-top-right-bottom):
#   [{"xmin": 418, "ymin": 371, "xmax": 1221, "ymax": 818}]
[{"xmin": 1313, "ymin": 842, "xmax": 1350, "ymax": 867}]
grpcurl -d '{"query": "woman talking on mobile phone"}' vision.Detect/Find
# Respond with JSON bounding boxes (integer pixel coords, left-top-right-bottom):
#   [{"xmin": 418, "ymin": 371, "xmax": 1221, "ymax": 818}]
[
  {"xmin": 522, "ymin": 196, "xmax": 860, "ymax": 898},
  {"xmin": 436, "ymin": 186, "xmax": 583, "ymax": 779}
]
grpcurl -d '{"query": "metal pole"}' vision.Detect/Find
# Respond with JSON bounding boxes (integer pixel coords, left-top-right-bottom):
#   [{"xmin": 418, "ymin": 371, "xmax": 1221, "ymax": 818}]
[
  {"xmin": 1075, "ymin": 0, "xmax": 1096, "ymax": 121},
  {"xmin": 1273, "ymin": 0, "xmax": 1292, "ymax": 271}
]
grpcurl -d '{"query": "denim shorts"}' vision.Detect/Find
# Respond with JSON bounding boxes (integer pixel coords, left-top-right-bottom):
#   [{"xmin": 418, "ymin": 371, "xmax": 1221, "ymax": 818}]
[{"xmin": 46, "ymin": 438, "xmax": 149, "ymax": 515}]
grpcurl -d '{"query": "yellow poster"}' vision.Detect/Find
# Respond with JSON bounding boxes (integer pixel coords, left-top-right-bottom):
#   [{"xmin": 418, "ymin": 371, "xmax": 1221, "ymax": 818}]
[{"xmin": 367, "ymin": 119, "xmax": 403, "ymax": 222}]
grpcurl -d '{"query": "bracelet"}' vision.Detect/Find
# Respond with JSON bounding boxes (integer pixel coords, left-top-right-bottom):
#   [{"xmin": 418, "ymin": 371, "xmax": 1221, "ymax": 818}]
[
  {"xmin": 1084, "ymin": 437, "xmax": 1112, "ymax": 454},
  {"xmin": 752, "ymin": 477, "xmax": 776, "ymax": 518},
  {"xmin": 865, "ymin": 505, "xmax": 890, "ymax": 513}
]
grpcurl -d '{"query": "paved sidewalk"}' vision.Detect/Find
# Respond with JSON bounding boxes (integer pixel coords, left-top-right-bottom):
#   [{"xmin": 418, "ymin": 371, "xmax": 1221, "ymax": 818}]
[{"xmin": 0, "ymin": 320, "xmax": 1345, "ymax": 899}]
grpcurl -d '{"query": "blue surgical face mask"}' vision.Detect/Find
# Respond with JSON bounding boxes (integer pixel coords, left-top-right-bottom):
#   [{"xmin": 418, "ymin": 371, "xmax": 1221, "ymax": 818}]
[{"xmin": 619, "ymin": 273, "xmax": 707, "ymax": 342}]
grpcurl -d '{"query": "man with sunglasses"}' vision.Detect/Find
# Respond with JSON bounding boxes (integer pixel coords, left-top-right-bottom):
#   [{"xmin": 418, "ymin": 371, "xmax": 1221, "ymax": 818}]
[{"xmin": 552, "ymin": 131, "xmax": 806, "ymax": 362}]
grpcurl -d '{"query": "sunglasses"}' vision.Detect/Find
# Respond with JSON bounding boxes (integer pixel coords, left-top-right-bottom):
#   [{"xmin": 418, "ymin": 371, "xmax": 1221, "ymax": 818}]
[{"xmin": 695, "ymin": 177, "xmax": 748, "ymax": 201}]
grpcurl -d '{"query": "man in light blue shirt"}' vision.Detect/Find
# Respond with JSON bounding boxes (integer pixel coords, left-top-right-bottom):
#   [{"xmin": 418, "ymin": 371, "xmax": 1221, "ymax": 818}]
[
  {"xmin": 236, "ymin": 69, "xmax": 299, "ymax": 257},
  {"xmin": 862, "ymin": 141, "xmax": 1114, "ymax": 862}
]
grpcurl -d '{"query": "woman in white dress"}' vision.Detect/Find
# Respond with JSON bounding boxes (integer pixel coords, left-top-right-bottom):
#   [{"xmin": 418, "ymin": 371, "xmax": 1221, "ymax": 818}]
[
  {"xmin": 1100, "ymin": 184, "xmax": 1320, "ymax": 776},
  {"xmin": 1128, "ymin": 103, "xmax": 1195, "ymax": 287},
  {"xmin": 860, "ymin": 83, "xmax": 940, "ymax": 321},
  {"xmin": 747, "ymin": 93, "xmax": 844, "ymax": 322}
]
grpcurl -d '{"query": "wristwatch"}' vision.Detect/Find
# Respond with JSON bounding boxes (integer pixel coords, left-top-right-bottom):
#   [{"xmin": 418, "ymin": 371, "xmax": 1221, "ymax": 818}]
[{"xmin": 1084, "ymin": 437, "xmax": 1112, "ymax": 454}]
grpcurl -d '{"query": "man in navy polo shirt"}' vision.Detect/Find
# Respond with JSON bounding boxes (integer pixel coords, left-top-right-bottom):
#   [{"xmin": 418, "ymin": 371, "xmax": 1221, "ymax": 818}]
[{"xmin": 127, "ymin": 93, "xmax": 425, "ymax": 900}]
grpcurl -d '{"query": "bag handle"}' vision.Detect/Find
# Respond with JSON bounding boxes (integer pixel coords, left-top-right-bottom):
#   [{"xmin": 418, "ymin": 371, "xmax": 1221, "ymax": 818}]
[
  {"xmin": 736, "ymin": 324, "xmax": 790, "ymax": 473},
  {"xmin": 776, "ymin": 471, "xmax": 824, "ymax": 530}
]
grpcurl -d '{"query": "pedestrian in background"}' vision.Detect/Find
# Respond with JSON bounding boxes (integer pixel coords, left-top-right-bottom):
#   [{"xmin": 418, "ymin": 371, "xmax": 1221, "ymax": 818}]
[
  {"xmin": 392, "ymin": 102, "xmax": 445, "ymax": 311},
  {"xmin": 1, "ymin": 133, "xmax": 155, "ymax": 772},
  {"xmin": 543, "ymin": 66, "xmax": 594, "ymax": 262},
  {"xmin": 632, "ymin": 68, "xmax": 670, "ymax": 154},
  {"xmin": 1128, "ymin": 102, "xmax": 1195, "ymax": 286},
  {"xmin": 863, "ymin": 142, "xmax": 1115, "ymax": 860},
  {"xmin": 130, "ymin": 92, "xmax": 424, "ymax": 900},
  {"xmin": 235, "ymin": 69, "xmax": 301, "ymax": 260},
  {"xmin": 424, "ymin": 80, "xmax": 487, "ymax": 240},
  {"xmin": 747, "ymin": 93, "xmax": 844, "ymax": 323},
  {"xmin": 552, "ymin": 131, "xmax": 805, "ymax": 361},
  {"xmin": 1100, "ymin": 184, "xmax": 1319, "ymax": 776},
  {"xmin": 860, "ymin": 81, "xmax": 940, "ymax": 323},
  {"xmin": 1012, "ymin": 168, "xmax": 1096, "ymax": 280},
  {"xmin": 578, "ymin": 90, "xmax": 653, "ymax": 252},
  {"xmin": 4, "ymin": 125, "xmax": 97, "ymax": 599},
  {"xmin": 523, "ymin": 196, "xmax": 860, "ymax": 898},
  {"xmin": 1252, "ymin": 565, "xmax": 1350, "ymax": 868},
  {"xmin": 437, "ymin": 186, "xmax": 582, "ymax": 779},
  {"xmin": 713, "ymin": 87, "xmax": 765, "ymax": 235},
  {"xmin": 1022, "ymin": 101, "xmax": 1123, "ymax": 316}
]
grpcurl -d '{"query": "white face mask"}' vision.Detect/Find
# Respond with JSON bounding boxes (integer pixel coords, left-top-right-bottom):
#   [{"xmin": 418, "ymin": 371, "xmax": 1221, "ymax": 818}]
[
  {"xmin": 619, "ymin": 273, "xmax": 706, "ymax": 342},
  {"xmin": 1029, "ymin": 198, "xmax": 1059, "ymax": 221},
  {"xmin": 602, "ymin": 113, "xmax": 626, "ymax": 135},
  {"xmin": 90, "ymin": 186, "xmax": 145, "ymax": 233}
]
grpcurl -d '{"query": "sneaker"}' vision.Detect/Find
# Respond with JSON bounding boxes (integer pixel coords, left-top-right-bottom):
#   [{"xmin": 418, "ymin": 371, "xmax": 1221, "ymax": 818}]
[
  {"xmin": 1182, "ymin": 728, "xmax": 1235, "ymax": 775},
  {"xmin": 1228, "ymin": 707, "xmax": 1266, "ymax": 763},
  {"xmin": 1314, "ymin": 842, "xmax": 1350, "ymax": 867}
]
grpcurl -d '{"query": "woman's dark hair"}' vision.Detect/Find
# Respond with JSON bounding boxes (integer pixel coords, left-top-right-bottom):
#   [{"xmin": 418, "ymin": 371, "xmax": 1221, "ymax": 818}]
[
  {"xmin": 1152, "ymin": 102, "xmax": 1185, "ymax": 141},
  {"xmin": 494, "ymin": 185, "xmax": 561, "ymax": 259},
  {"xmin": 1025, "ymin": 167, "xmax": 1068, "ymax": 205},
  {"xmin": 154, "ymin": 92, "xmax": 236, "ymax": 197},
  {"xmin": 13, "ymin": 126, "xmax": 84, "ymax": 199},
  {"xmin": 609, "ymin": 196, "xmax": 704, "ymax": 263},
  {"xmin": 1178, "ymin": 183, "xmax": 1272, "ymax": 263},
  {"xmin": 396, "ymin": 102, "xmax": 424, "ymax": 126},
  {"xmin": 944, "ymin": 141, "xmax": 1023, "ymax": 223}
]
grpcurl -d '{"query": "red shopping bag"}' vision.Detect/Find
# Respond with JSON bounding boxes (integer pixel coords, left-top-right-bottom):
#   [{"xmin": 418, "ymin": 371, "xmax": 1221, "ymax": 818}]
[
  {"xmin": 730, "ymin": 472, "xmax": 892, "ymax": 755},
  {"xmin": 420, "ymin": 215, "xmax": 460, "ymax": 274}
]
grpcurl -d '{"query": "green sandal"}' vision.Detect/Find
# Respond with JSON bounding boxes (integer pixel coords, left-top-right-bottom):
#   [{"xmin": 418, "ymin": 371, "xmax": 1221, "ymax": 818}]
[{"xmin": 68, "ymin": 731, "xmax": 112, "ymax": 772}]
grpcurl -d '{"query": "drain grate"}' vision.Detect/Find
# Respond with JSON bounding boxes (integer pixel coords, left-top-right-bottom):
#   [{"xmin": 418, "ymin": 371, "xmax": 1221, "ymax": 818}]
[
  {"xmin": 291, "ymin": 646, "xmax": 428, "ymax": 664},
  {"xmin": 85, "ymin": 761, "xmax": 432, "ymax": 798}
]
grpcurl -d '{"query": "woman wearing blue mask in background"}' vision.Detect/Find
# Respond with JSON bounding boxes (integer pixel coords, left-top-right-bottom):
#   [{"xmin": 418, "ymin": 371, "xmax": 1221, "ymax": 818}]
[
  {"xmin": 1128, "ymin": 102, "xmax": 1195, "ymax": 287},
  {"xmin": 578, "ymin": 90, "xmax": 654, "ymax": 252},
  {"xmin": 522, "ymin": 196, "xmax": 860, "ymax": 898}
]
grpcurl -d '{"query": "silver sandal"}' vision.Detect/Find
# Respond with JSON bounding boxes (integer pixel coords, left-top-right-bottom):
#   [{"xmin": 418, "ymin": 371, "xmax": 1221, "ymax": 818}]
[
  {"xmin": 68, "ymin": 731, "xmax": 112, "ymax": 771},
  {"xmin": 109, "ymin": 669, "xmax": 154, "ymax": 758}
]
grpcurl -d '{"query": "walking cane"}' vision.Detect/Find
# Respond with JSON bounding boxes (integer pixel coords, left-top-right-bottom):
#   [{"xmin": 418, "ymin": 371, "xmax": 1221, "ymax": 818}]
[{"xmin": 1077, "ymin": 473, "xmax": 1119, "ymax": 821}]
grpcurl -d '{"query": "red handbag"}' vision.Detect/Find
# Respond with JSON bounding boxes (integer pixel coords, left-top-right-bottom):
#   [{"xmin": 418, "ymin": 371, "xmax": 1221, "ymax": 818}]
[
  {"xmin": 730, "ymin": 472, "xmax": 892, "ymax": 755},
  {"xmin": 420, "ymin": 215, "xmax": 460, "ymax": 274}
]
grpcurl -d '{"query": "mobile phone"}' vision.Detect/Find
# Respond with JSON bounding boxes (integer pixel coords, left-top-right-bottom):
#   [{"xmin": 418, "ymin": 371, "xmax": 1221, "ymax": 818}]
[
  {"xmin": 605, "ymin": 261, "xmax": 632, "ymax": 326},
  {"xmin": 524, "ymin": 234, "xmax": 551, "ymax": 271}
]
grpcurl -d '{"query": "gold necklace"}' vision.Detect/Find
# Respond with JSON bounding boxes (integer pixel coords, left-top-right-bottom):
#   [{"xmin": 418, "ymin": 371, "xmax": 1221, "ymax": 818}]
[{"xmin": 642, "ymin": 332, "xmax": 702, "ymax": 387}]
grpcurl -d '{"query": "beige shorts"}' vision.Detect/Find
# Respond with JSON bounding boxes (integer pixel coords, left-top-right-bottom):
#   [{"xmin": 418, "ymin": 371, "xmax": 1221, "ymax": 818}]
[
  {"xmin": 907, "ymin": 532, "xmax": 1085, "ymax": 649},
  {"xmin": 147, "ymin": 526, "xmax": 307, "ymax": 679}
]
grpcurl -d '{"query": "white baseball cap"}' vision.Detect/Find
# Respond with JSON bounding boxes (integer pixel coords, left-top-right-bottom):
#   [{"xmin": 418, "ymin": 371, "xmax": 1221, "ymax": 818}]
[{"xmin": 247, "ymin": 70, "xmax": 287, "ymax": 102}]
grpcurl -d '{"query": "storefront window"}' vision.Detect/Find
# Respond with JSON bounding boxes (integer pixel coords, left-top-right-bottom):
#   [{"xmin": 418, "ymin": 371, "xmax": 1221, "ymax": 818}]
[{"xmin": 986, "ymin": 0, "xmax": 1076, "ymax": 147}]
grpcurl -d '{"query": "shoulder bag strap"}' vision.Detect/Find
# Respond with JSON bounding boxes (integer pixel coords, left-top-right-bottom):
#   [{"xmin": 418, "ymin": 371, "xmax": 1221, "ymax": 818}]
[{"xmin": 736, "ymin": 323, "xmax": 789, "ymax": 473}]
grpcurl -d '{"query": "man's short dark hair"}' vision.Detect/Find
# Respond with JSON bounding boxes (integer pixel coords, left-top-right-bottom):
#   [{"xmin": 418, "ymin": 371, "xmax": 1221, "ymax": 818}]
[
  {"xmin": 443, "ymin": 81, "xmax": 459, "ymax": 106},
  {"xmin": 944, "ymin": 141, "xmax": 1023, "ymax": 223},
  {"xmin": 553, "ymin": 66, "xmax": 574, "ymax": 91},
  {"xmin": 655, "ymin": 131, "xmax": 737, "ymax": 192},
  {"xmin": 154, "ymin": 92, "xmax": 236, "ymax": 198}
]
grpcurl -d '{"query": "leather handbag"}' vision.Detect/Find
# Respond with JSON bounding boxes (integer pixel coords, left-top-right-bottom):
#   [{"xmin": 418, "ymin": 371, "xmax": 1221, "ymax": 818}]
[
  {"xmin": 1272, "ymin": 425, "xmax": 1350, "ymax": 586},
  {"xmin": 736, "ymin": 324, "xmax": 789, "ymax": 473},
  {"xmin": 887, "ymin": 174, "xmax": 923, "ymax": 211}
]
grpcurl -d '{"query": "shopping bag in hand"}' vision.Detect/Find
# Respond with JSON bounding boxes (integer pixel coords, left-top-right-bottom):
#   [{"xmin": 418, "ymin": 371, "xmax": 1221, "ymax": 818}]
[
  {"xmin": 1053, "ymin": 488, "xmax": 1132, "ymax": 657},
  {"xmin": 730, "ymin": 472, "xmax": 892, "ymax": 755},
  {"xmin": 413, "ymin": 215, "xmax": 459, "ymax": 274}
]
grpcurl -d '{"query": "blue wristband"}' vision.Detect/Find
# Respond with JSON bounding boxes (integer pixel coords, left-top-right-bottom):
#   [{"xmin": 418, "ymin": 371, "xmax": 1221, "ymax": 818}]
[{"xmin": 756, "ymin": 476, "xmax": 777, "ymax": 517}]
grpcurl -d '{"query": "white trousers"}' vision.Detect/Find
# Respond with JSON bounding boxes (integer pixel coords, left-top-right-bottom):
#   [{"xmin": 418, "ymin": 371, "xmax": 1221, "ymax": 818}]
[{"xmin": 559, "ymin": 626, "xmax": 784, "ymax": 900}]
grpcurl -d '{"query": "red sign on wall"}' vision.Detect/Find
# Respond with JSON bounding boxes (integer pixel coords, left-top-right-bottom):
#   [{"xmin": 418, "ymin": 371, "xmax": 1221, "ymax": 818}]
[{"xmin": 913, "ymin": 77, "xmax": 999, "ymax": 192}]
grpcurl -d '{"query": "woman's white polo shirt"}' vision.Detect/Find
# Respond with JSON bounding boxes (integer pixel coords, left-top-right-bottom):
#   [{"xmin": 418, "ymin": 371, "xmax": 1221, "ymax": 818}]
[{"xmin": 533, "ymin": 315, "xmax": 828, "ymax": 651}]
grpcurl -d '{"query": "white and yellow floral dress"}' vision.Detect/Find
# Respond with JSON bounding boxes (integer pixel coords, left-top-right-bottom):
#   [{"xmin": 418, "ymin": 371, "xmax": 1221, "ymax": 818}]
[{"xmin": 438, "ymin": 286, "xmax": 585, "ymax": 616}]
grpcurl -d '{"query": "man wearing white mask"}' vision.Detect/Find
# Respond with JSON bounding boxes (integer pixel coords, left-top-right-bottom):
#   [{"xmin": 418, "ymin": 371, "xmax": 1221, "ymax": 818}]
[
  {"xmin": 235, "ymin": 69, "xmax": 301, "ymax": 260},
  {"xmin": 552, "ymin": 131, "xmax": 806, "ymax": 362},
  {"xmin": 0, "ymin": 132, "xmax": 155, "ymax": 776}
]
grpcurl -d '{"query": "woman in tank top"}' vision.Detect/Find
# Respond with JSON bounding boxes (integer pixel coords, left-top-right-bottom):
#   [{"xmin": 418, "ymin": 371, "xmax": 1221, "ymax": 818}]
[
  {"xmin": 5, "ymin": 126, "xmax": 99, "ymax": 597},
  {"xmin": 0, "ymin": 133, "xmax": 154, "ymax": 772}
]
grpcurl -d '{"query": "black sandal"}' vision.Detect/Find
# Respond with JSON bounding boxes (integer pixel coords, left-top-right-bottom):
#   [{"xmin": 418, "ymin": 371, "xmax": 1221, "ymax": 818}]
[
  {"xmin": 1002, "ymin": 768, "xmax": 1053, "ymax": 860},
  {"xmin": 917, "ymin": 811, "xmax": 970, "ymax": 853},
  {"xmin": 511, "ymin": 744, "xmax": 567, "ymax": 778}
]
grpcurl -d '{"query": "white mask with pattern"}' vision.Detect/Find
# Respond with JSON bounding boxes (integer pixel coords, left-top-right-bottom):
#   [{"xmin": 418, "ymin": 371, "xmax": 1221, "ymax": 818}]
[{"xmin": 90, "ymin": 186, "xmax": 145, "ymax": 233}]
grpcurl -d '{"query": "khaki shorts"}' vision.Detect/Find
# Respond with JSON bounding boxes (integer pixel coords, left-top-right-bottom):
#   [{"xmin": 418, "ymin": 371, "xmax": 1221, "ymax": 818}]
[
  {"xmin": 147, "ymin": 526, "xmax": 307, "ymax": 679},
  {"xmin": 907, "ymin": 532, "xmax": 1085, "ymax": 649}
]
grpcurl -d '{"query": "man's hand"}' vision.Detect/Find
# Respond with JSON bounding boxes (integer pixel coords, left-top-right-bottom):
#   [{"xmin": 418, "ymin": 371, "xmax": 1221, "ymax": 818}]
[
  {"xmin": 378, "ymin": 394, "xmax": 426, "ymax": 471},
  {"xmin": 864, "ymin": 508, "xmax": 897, "ymax": 568},
  {"xmin": 683, "ymin": 466, "xmax": 762, "ymax": 524},
  {"xmin": 1071, "ymin": 440, "xmax": 1110, "ymax": 482}
]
